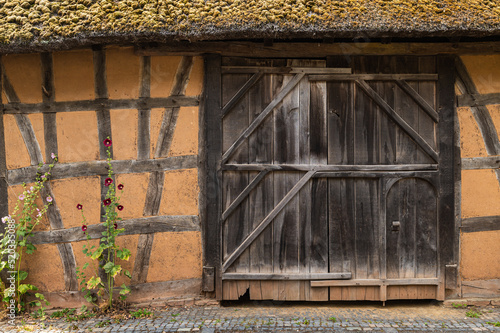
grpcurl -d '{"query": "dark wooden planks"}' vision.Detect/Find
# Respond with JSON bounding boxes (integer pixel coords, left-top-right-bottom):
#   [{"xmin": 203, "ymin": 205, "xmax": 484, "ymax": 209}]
[
  {"xmin": 310, "ymin": 74, "xmax": 437, "ymax": 81},
  {"xmin": 13, "ymin": 114, "xmax": 44, "ymax": 165},
  {"xmin": 222, "ymin": 72, "xmax": 263, "ymax": 117},
  {"xmin": 222, "ymin": 171, "xmax": 314, "ymax": 273},
  {"xmin": 461, "ymin": 215, "xmax": 500, "ymax": 233},
  {"xmin": 415, "ymin": 180, "xmax": 438, "ymax": 279},
  {"xmin": 247, "ymin": 68, "xmax": 275, "ymax": 300},
  {"xmin": 137, "ymin": 56, "xmax": 151, "ymax": 161},
  {"xmin": 7, "ymin": 155, "xmax": 197, "ymax": 185},
  {"xmin": 462, "ymin": 156, "xmax": 500, "ymax": 170},
  {"xmin": 30, "ymin": 215, "xmax": 200, "ymax": 244},
  {"xmin": 438, "ymin": 56, "xmax": 457, "ymax": 299},
  {"xmin": 203, "ymin": 54, "xmax": 223, "ymax": 299},
  {"xmin": 223, "ymin": 273, "xmax": 351, "ymax": 280},
  {"xmin": 93, "ymin": 46, "xmax": 112, "ymax": 159},
  {"xmin": 222, "ymin": 73, "xmax": 304, "ymax": 164},
  {"xmin": 41, "ymin": 52, "xmax": 58, "ymax": 161},
  {"xmin": 143, "ymin": 171, "xmax": 165, "ymax": 216},
  {"xmin": 457, "ymin": 92, "xmax": 500, "ymax": 108},
  {"xmin": 131, "ymin": 234, "xmax": 154, "ymax": 284},
  {"xmin": 304, "ymin": 59, "xmax": 328, "ymax": 301}
]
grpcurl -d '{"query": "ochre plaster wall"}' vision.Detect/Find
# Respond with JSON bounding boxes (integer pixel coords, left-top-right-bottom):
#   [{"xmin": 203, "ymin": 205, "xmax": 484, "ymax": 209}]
[
  {"xmin": 459, "ymin": 55, "xmax": 500, "ymax": 284},
  {"xmin": 1, "ymin": 48, "xmax": 203, "ymax": 297}
]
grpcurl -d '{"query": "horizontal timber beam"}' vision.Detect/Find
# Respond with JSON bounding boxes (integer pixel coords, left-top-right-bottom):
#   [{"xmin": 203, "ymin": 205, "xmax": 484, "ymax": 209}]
[
  {"xmin": 223, "ymin": 164, "xmax": 438, "ymax": 172},
  {"xmin": 222, "ymin": 273, "xmax": 352, "ymax": 280},
  {"xmin": 2, "ymin": 96, "xmax": 199, "ymax": 114},
  {"xmin": 461, "ymin": 156, "xmax": 500, "ymax": 170},
  {"xmin": 309, "ymin": 74, "xmax": 438, "ymax": 81},
  {"xmin": 136, "ymin": 41, "xmax": 500, "ymax": 57},
  {"xmin": 221, "ymin": 66, "xmax": 351, "ymax": 74},
  {"xmin": 311, "ymin": 278, "xmax": 439, "ymax": 287},
  {"xmin": 457, "ymin": 92, "xmax": 500, "ymax": 107},
  {"xmin": 30, "ymin": 215, "xmax": 200, "ymax": 245},
  {"xmin": 7, "ymin": 155, "xmax": 197, "ymax": 185},
  {"xmin": 461, "ymin": 215, "xmax": 500, "ymax": 233}
]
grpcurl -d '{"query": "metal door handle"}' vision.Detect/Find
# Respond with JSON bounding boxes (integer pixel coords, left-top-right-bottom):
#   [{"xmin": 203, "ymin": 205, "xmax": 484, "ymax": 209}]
[{"xmin": 392, "ymin": 221, "xmax": 400, "ymax": 232}]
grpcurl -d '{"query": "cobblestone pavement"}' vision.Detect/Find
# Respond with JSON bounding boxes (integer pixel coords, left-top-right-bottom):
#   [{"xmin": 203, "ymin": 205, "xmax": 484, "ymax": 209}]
[{"xmin": 1, "ymin": 301, "xmax": 500, "ymax": 332}]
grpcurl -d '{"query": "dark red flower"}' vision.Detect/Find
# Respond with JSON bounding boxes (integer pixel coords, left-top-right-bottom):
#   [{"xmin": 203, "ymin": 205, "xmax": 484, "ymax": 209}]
[
  {"xmin": 82, "ymin": 225, "xmax": 87, "ymax": 232},
  {"xmin": 103, "ymin": 198, "xmax": 112, "ymax": 206},
  {"xmin": 104, "ymin": 138, "xmax": 112, "ymax": 147},
  {"xmin": 114, "ymin": 223, "xmax": 118, "ymax": 229},
  {"xmin": 117, "ymin": 205, "xmax": 124, "ymax": 211},
  {"xmin": 76, "ymin": 204, "xmax": 83, "ymax": 210},
  {"xmin": 117, "ymin": 184, "xmax": 124, "ymax": 190},
  {"xmin": 104, "ymin": 178, "xmax": 113, "ymax": 186}
]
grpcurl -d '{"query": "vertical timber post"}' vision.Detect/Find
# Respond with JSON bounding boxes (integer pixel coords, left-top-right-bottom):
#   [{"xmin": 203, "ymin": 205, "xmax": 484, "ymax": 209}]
[
  {"xmin": 202, "ymin": 54, "xmax": 222, "ymax": 298},
  {"xmin": 437, "ymin": 55, "xmax": 456, "ymax": 300}
]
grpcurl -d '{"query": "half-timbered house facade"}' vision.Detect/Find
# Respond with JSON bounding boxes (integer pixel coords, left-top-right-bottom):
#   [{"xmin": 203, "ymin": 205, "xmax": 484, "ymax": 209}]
[{"xmin": 0, "ymin": 1, "xmax": 499, "ymax": 305}]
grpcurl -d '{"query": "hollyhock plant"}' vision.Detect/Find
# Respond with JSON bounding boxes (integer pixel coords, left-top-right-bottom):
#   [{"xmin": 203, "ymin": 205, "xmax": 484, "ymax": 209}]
[
  {"xmin": 0, "ymin": 153, "xmax": 58, "ymax": 313},
  {"xmin": 77, "ymin": 137, "xmax": 130, "ymax": 309}
]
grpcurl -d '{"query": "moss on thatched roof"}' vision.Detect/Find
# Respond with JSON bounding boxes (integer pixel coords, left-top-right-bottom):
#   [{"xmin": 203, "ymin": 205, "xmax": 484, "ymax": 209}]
[{"xmin": 1, "ymin": 0, "xmax": 500, "ymax": 52}]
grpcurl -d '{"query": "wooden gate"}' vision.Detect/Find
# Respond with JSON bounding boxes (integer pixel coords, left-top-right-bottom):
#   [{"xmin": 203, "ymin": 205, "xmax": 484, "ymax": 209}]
[{"xmin": 204, "ymin": 55, "xmax": 455, "ymax": 301}]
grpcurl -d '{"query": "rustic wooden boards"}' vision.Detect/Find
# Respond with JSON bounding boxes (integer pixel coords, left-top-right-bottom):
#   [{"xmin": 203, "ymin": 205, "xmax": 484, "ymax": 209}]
[{"xmin": 215, "ymin": 56, "xmax": 451, "ymax": 301}]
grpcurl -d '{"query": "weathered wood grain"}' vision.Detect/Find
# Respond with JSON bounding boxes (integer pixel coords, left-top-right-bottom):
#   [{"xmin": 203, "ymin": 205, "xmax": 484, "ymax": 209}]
[
  {"xmin": 461, "ymin": 156, "xmax": 500, "ymax": 170},
  {"xmin": 203, "ymin": 54, "xmax": 223, "ymax": 299},
  {"xmin": 41, "ymin": 53, "xmax": 58, "ymax": 160},
  {"xmin": 131, "ymin": 234, "xmax": 154, "ymax": 284},
  {"xmin": 1, "ymin": 63, "xmax": 20, "ymax": 103},
  {"xmin": 222, "ymin": 72, "xmax": 263, "ymax": 117},
  {"xmin": 310, "ymin": 74, "xmax": 438, "ymax": 81},
  {"xmin": 93, "ymin": 46, "xmax": 108, "ymax": 99},
  {"xmin": 223, "ymin": 164, "xmax": 437, "ymax": 171},
  {"xmin": 222, "ymin": 73, "xmax": 304, "ymax": 164},
  {"xmin": 7, "ymin": 155, "xmax": 197, "ymax": 185},
  {"xmin": 438, "ymin": 56, "xmax": 457, "ymax": 295},
  {"xmin": 461, "ymin": 215, "xmax": 500, "ymax": 233},
  {"xmin": 395, "ymin": 80, "xmax": 439, "ymax": 122},
  {"xmin": 311, "ymin": 278, "xmax": 439, "ymax": 287},
  {"xmin": 2, "ymin": 96, "xmax": 199, "ymax": 114},
  {"xmin": 143, "ymin": 171, "xmax": 164, "ymax": 216},
  {"xmin": 222, "ymin": 171, "xmax": 314, "ymax": 273},
  {"xmin": 221, "ymin": 170, "xmax": 269, "ymax": 221},
  {"xmin": 14, "ymin": 114, "xmax": 44, "ymax": 165},
  {"xmin": 222, "ymin": 67, "xmax": 351, "ymax": 74},
  {"xmin": 137, "ymin": 56, "xmax": 151, "ymax": 161},
  {"xmin": 457, "ymin": 92, "xmax": 500, "ymax": 108},
  {"xmin": 356, "ymin": 79, "xmax": 438, "ymax": 162},
  {"xmin": 30, "ymin": 215, "xmax": 200, "ymax": 244},
  {"xmin": 136, "ymin": 41, "xmax": 500, "ymax": 57},
  {"xmin": 223, "ymin": 273, "xmax": 351, "ymax": 280}
]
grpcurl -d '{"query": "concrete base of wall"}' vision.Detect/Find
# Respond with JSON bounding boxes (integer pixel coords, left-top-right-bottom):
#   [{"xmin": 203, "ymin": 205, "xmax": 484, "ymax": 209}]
[{"xmin": 28, "ymin": 278, "xmax": 202, "ymax": 309}]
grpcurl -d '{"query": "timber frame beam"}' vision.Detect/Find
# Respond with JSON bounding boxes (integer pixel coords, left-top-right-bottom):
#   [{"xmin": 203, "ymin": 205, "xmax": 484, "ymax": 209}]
[{"xmin": 136, "ymin": 41, "xmax": 500, "ymax": 57}]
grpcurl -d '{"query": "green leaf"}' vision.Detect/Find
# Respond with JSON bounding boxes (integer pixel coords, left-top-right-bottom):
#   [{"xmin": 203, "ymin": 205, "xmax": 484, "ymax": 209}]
[
  {"xmin": 117, "ymin": 248, "xmax": 131, "ymax": 261},
  {"xmin": 18, "ymin": 284, "xmax": 38, "ymax": 294},
  {"xmin": 103, "ymin": 262, "xmax": 121, "ymax": 278},
  {"xmin": 90, "ymin": 247, "xmax": 104, "ymax": 260},
  {"xmin": 26, "ymin": 243, "xmax": 36, "ymax": 254},
  {"xmin": 87, "ymin": 276, "xmax": 103, "ymax": 289},
  {"xmin": 18, "ymin": 270, "xmax": 28, "ymax": 281},
  {"xmin": 82, "ymin": 263, "xmax": 89, "ymax": 270},
  {"xmin": 124, "ymin": 270, "xmax": 132, "ymax": 279},
  {"xmin": 119, "ymin": 284, "xmax": 130, "ymax": 295}
]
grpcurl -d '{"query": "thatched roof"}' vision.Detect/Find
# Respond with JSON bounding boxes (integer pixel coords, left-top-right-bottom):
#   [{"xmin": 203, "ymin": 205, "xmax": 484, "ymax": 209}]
[{"xmin": 1, "ymin": 0, "xmax": 500, "ymax": 53}]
